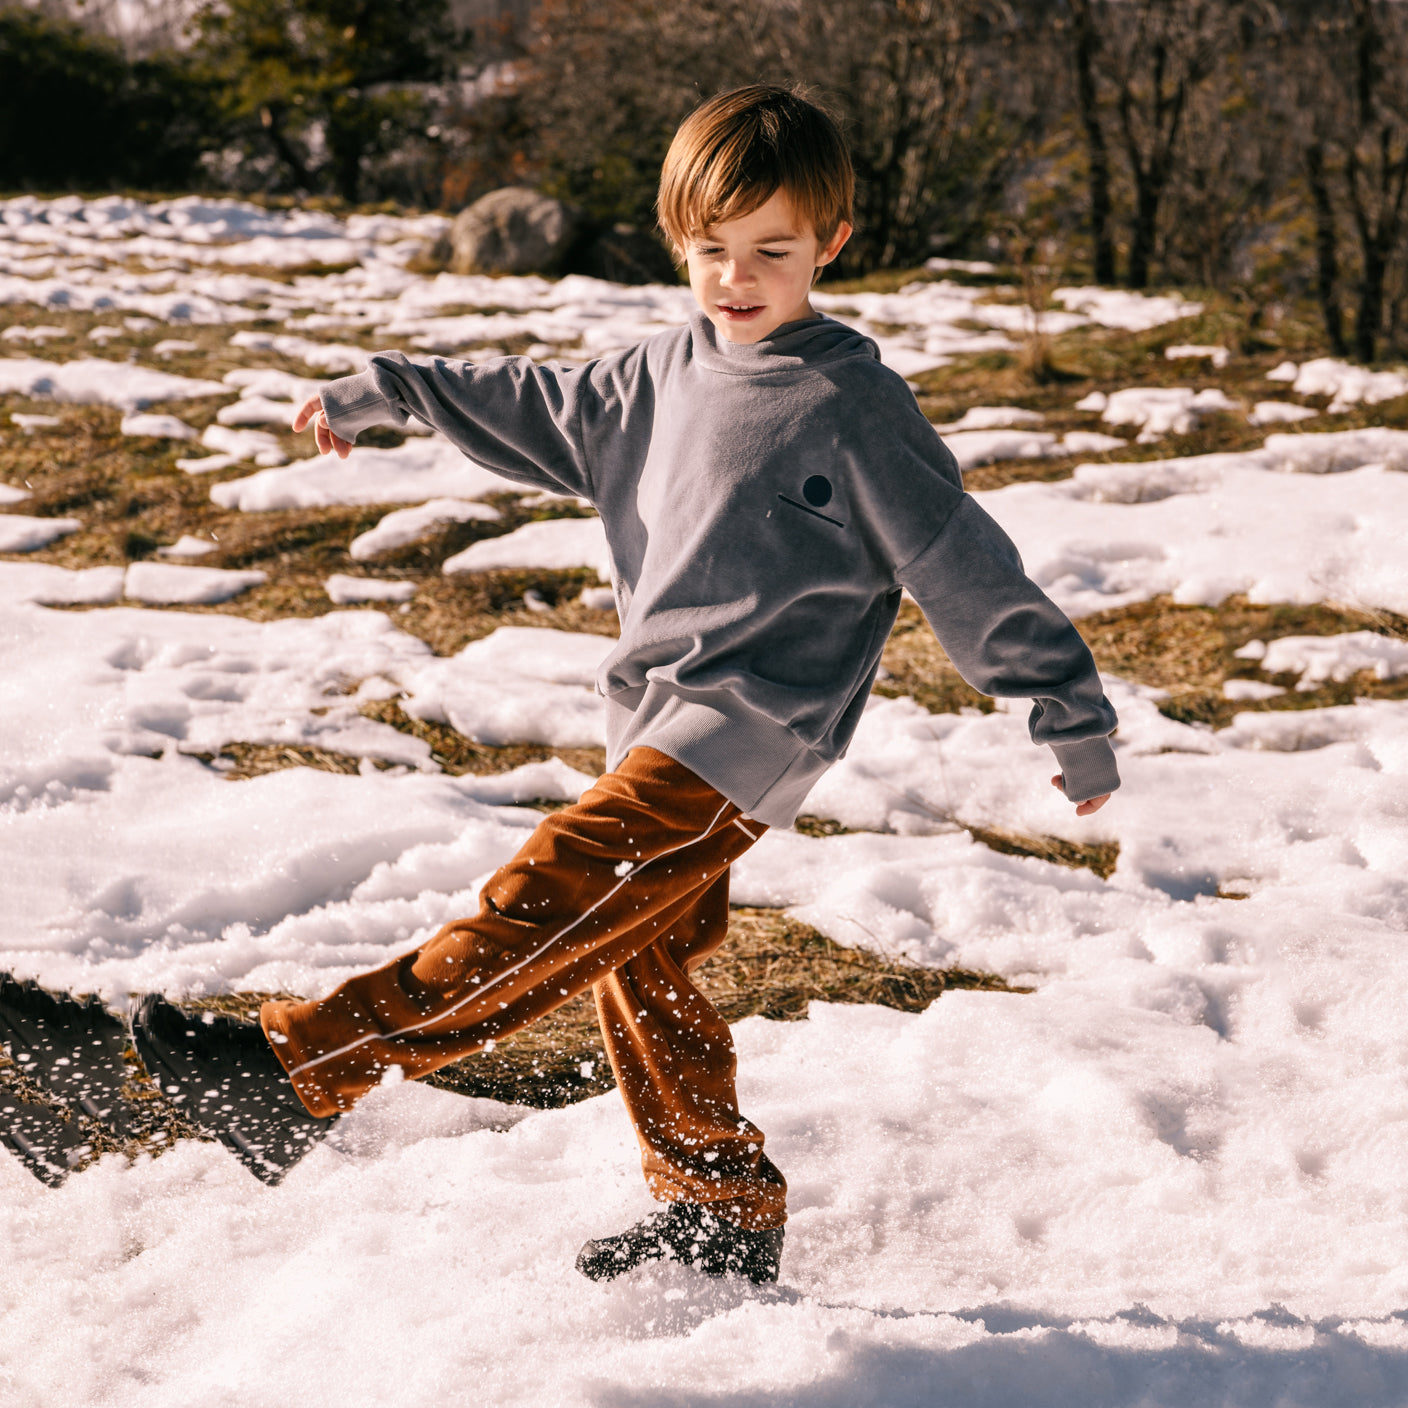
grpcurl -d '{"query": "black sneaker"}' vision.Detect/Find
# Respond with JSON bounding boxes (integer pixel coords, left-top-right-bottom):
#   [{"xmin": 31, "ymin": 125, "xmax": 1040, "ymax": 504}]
[
  {"xmin": 576, "ymin": 1201, "xmax": 783, "ymax": 1284},
  {"xmin": 131, "ymin": 994, "xmax": 335, "ymax": 1185}
]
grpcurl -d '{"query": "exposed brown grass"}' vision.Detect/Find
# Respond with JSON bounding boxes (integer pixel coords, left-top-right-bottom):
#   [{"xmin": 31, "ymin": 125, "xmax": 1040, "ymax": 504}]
[
  {"xmin": 877, "ymin": 602, "xmax": 995, "ymax": 715},
  {"xmin": 901, "ymin": 289, "xmax": 1406, "ymax": 492},
  {"xmin": 883, "ymin": 596, "xmax": 1408, "ymax": 734},
  {"xmin": 1077, "ymin": 594, "xmax": 1408, "ymax": 728},
  {"xmin": 796, "ymin": 808, "xmax": 1120, "ymax": 880},
  {"xmin": 357, "ymin": 698, "xmax": 608, "ymax": 778},
  {"xmin": 170, "ymin": 907, "xmax": 1029, "ymax": 1111},
  {"xmin": 0, "ymin": 906, "xmax": 1026, "ymax": 1167}
]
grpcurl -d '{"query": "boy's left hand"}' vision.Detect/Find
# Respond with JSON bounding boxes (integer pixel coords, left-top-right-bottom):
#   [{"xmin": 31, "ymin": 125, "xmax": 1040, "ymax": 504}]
[
  {"xmin": 1051, "ymin": 775, "xmax": 1110, "ymax": 816},
  {"xmin": 292, "ymin": 394, "xmax": 353, "ymax": 460}
]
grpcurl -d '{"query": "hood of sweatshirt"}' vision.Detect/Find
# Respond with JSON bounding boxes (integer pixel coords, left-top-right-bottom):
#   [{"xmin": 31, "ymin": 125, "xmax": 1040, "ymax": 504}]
[{"xmin": 685, "ymin": 310, "xmax": 880, "ymax": 377}]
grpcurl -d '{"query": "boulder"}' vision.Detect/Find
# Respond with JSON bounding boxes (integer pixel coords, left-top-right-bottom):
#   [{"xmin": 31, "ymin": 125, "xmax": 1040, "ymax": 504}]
[{"xmin": 449, "ymin": 187, "xmax": 579, "ymax": 276}]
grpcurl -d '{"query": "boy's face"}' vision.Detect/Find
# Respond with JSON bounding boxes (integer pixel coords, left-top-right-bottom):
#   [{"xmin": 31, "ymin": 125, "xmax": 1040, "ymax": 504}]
[{"xmin": 683, "ymin": 190, "xmax": 852, "ymax": 344}]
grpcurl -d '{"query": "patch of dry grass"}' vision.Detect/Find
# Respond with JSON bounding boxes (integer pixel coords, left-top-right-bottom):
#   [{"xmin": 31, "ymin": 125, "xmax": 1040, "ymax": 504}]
[
  {"xmin": 0, "ymin": 909, "xmax": 1026, "ymax": 1164},
  {"xmin": 1078, "ymin": 595, "xmax": 1408, "ymax": 728},
  {"xmin": 883, "ymin": 596, "xmax": 1408, "ymax": 734},
  {"xmin": 796, "ymin": 808, "xmax": 1120, "ymax": 880},
  {"xmin": 357, "ymin": 698, "xmax": 608, "ymax": 778},
  {"xmin": 2, "ymin": 405, "xmax": 619, "ymax": 652},
  {"xmin": 877, "ymin": 602, "xmax": 995, "ymax": 715},
  {"xmin": 902, "ymin": 288, "xmax": 1405, "ymax": 491},
  {"xmin": 166, "ymin": 908, "xmax": 1028, "ymax": 1111}
]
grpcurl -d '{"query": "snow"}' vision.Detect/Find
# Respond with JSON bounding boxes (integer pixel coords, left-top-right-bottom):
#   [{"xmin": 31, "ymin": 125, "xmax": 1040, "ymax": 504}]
[
  {"xmin": 210, "ymin": 438, "xmax": 517, "ymax": 512},
  {"xmin": 123, "ymin": 562, "xmax": 267, "ymax": 605},
  {"xmin": 5, "ymin": 195, "xmax": 1408, "ymax": 1406},
  {"xmin": 935, "ymin": 406, "xmax": 1045, "ymax": 433},
  {"xmin": 1247, "ymin": 401, "xmax": 1317, "ymax": 427},
  {"xmin": 349, "ymin": 497, "xmax": 501, "ymax": 560},
  {"xmin": 157, "ymin": 535, "xmax": 216, "ymax": 559},
  {"xmin": 325, "ymin": 574, "xmax": 417, "ymax": 605},
  {"xmin": 977, "ymin": 455, "xmax": 1408, "ymax": 618},
  {"xmin": 1260, "ymin": 426, "xmax": 1408, "ymax": 474},
  {"xmin": 1164, "ymin": 344, "xmax": 1229, "ymax": 368},
  {"xmin": 1222, "ymin": 679, "xmax": 1285, "ymax": 700},
  {"xmin": 1059, "ymin": 430, "xmax": 1127, "ymax": 455},
  {"xmin": 442, "ymin": 515, "xmax": 612, "ymax": 579},
  {"xmin": 228, "ymin": 330, "xmax": 373, "ymax": 374},
  {"xmin": 0, "ymin": 357, "xmax": 228, "ymax": 411},
  {"xmin": 1053, "ymin": 287, "xmax": 1203, "ymax": 332},
  {"xmin": 2, "ymin": 323, "xmax": 65, "ymax": 343},
  {"xmin": 0, "ymin": 562, "xmax": 126, "ymax": 605},
  {"xmin": 943, "ymin": 428, "xmax": 1060, "ymax": 469},
  {"xmin": 1259, "ymin": 632, "xmax": 1408, "ymax": 687},
  {"xmin": 119, "ymin": 412, "xmax": 198, "ymax": 439},
  {"xmin": 176, "ymin": 424, "xmax": 287, "ymax": 472},
  {"xmin": 924, "ymin": 256, "xmax": 999, "ymax": 275},
  {"xmin": 1099, "ymin": 387, "xmax": 1240, "ymax": 442},
  {"xmin": 0, "ymin": 514, "xmax": 80, "ymax": 552},
  {"xmin": 1287, "ymin": 357, "xmax": 1408, "ymax": 412},
  {"xmin": 940, "ymin": 425, "xmax": 1129, "ymax": 469},
  {"xmin": 401, "ymin": 627, "xmax": 613, "ymax": 748},
  {"xmin": 578, "ymin": 585, "xmax": 617, "ymax": 612}
]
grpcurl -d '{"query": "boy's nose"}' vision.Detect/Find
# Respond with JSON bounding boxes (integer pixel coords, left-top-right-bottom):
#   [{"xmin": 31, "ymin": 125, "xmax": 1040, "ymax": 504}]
[{"xmin": 721, "ymin": 259, "xmax": 755, "ymax": 287}]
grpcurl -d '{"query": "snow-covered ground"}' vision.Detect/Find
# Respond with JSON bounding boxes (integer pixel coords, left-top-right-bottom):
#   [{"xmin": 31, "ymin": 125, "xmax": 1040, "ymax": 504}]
[{"xmin": 3, "ymin": 198, "xmax": 1408, "ymax": 1407}]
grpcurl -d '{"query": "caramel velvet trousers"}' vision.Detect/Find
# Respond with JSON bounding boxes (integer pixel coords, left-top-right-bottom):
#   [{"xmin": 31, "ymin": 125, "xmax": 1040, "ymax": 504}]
[{"xmin": 260, "ymin": 747, "xmax": 786, "ymax": 1229}]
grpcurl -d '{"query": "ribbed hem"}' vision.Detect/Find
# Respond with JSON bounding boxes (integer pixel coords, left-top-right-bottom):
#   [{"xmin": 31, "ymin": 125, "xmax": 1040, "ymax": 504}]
[
  {"xmin": 604, "ymin": 682, "xmax": 826, "ymax": 829},
  {"xmin": 1049, "ymin": 734, "xmax": 1121, "ymax": 803}
]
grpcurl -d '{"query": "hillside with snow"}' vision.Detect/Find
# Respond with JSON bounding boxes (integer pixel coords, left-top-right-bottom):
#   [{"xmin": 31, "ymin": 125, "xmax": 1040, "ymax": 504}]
[{"xmin": 2, "ymin": 196, "xmax": 1408, "ymax": 1407}]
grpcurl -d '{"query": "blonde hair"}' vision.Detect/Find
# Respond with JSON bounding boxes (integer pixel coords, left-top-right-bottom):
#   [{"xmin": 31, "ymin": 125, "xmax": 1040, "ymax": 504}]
[{"xmin": 656, "ymin": 85, "xmax": 854, "ymax": 258}]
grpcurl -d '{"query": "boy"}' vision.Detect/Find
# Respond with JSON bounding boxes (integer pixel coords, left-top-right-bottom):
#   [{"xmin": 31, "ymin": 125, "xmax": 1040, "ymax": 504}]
[{"xmin": 9, "ymin": 86, "xmax": 1117, "ymax": 1282}]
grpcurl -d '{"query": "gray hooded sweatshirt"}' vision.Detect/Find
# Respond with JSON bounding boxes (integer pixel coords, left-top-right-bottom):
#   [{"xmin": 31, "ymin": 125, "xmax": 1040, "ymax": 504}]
[{"xmin": 320, "ymin": 312, "xmax": 1119, "ymax": 827}]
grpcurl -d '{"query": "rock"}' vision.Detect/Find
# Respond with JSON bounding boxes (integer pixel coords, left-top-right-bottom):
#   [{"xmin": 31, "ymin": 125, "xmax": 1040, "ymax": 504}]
[
  {"xmin": 566, "ymin": 224, "xmax": 679, "ymax": 285},
  {"xmin": 449, "ymin": 187, "xmax": 579, "ymax": 276}
]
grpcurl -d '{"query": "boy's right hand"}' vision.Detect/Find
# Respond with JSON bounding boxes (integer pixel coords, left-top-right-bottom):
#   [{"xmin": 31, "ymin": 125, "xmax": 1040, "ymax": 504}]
[{"xmin": 292, "ymin": 394, "xmax": 353, "ymax": 460}]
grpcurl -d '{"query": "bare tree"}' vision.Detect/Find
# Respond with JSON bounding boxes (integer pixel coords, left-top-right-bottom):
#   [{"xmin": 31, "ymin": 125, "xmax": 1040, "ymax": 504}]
[
  {"xmin": 764, "ymin": 0, "xmax": 1024, "ymax": 270},
  {"xmin": 519, "ymin": 0, "xmax": 1024, "ymax": 274},
  {"xmin": 1275, "ymin": 0, "xmax": 1408, "ymax": 361},
  {"xmin": 1066, "ymin": 0, "xmax": 1117, "ymax": 282},
  {"xmin": 1057, "ymin": 0, "xmax": 1248, "ymax": 288},
  {"xmin": 1155, "ymin": 30, "xmax": 1298, "ymax": 299}
]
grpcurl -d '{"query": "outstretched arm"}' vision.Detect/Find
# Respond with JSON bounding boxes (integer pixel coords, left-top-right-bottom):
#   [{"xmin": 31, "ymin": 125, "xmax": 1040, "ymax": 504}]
[
  {"xmin": 297, "ymin": 350, "xmax": 628, "ymax": 502},
  {"xmin": 897, "ymin": 495, "xmax": 1120, "ymax": 810}
]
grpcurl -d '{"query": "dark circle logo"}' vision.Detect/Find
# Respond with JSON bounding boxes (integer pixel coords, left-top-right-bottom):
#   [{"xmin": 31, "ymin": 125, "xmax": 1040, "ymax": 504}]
[{"xmin": 802, "ymin": 475, "xmax": 833, "ymax": 507}]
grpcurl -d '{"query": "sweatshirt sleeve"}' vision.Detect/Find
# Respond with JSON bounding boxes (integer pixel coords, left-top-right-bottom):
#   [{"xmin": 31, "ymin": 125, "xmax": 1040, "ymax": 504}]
[
  {"xmin": 317, "ymin": 350, "xmax": 601, "ymax": 501},
  {"xmin": 896, "ymin": 494, "xmax": 1120, "ymax": 803}
]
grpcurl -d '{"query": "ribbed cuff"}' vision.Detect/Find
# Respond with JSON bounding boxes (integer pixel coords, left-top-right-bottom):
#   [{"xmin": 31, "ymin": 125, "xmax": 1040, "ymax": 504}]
[
  {"xmin": 1049, "ymin": 734, "xmax": 1120, "ymax": 803},
  {"xmin": 318, "ymin": 370, "xmax": 399, "ymax": 444}
]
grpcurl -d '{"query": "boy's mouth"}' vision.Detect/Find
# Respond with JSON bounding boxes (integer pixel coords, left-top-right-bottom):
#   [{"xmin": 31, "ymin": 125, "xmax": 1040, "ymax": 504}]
[{"xmin": 718, "ymin": 303, "xmax": 764, "ymax": 321}]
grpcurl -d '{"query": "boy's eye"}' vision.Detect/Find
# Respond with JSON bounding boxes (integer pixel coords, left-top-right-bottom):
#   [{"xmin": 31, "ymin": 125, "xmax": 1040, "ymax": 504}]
[{"xmin": 760, "ymin": 249, "xmax": 790, "ymax": 261}]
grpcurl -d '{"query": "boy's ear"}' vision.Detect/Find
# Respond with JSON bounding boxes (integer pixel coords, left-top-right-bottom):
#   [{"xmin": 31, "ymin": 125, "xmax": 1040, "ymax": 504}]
[{"xmin": 816, "ymin": 221, "xmax": 853, "ymax": 272}]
